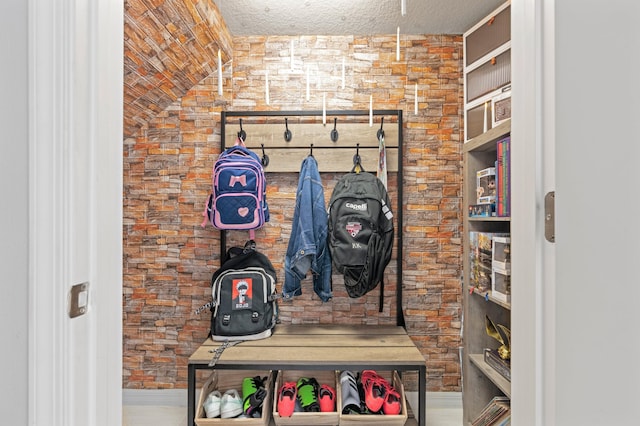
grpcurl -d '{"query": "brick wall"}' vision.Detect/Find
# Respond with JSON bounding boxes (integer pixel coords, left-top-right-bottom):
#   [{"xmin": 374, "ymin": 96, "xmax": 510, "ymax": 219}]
[
  {"xmin": 124, "ymin": 0, "xmax": 233, "ymax": 137},
  {"xmin": 123, "ymin": 34, "xmax": 463, "ymax": 391}
]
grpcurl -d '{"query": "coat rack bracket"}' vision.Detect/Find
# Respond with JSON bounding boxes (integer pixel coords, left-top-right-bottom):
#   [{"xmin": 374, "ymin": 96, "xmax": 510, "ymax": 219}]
[{"xmin": 221, "ymin": 110, "xmax": 401, "ymax": 173}]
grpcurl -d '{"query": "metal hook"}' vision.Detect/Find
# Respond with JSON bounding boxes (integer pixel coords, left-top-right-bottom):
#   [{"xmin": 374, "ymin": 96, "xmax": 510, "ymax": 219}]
[
  {"xmin": 260, "ymin": 143, "xmax": 269, "ymax": 167},
  {"xmin": 330, "ymin": 117, "xmax": 339, "ymax": 142},
  {"xmin": 237, "ymin": 118, "xmax": 246, "ymax": 141},
  {"xmin": 352, "ymin": 143, "xmax": 364, "ymax": 173},
  {"xmin": 284, "ymin": 118, "xmax": 292, "ymax": 142},
  {"xmin": 377, "ymin": 117, "xmax": 385, "ymax": 140},
  {"xmin": 309, "ymin": 143, "xmax": 314, "ymax": 157}
]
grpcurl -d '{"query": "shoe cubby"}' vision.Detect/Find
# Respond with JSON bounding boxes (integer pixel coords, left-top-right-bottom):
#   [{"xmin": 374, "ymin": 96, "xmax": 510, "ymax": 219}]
[
  {"xmin": 272, "ymin": 370, "xmax": 339, "ymax": 426},
  {"xmin": 338, "ymin": 370, "xmax": 407, "ymax": 426},
  {"xmin": 196, "ymin": 369, "xmax": 274, "ymax": 426}
]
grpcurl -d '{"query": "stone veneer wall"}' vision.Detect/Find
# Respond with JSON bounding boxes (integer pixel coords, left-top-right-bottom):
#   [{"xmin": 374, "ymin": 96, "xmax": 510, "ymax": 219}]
[{"xmin": 123, "ymin": 34, "xmax": 463, "ymax": 391}]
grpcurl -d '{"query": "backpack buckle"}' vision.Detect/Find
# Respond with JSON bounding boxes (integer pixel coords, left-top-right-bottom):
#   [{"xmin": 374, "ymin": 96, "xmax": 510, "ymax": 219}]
[
  {"xmin": 243, "ymin": 239, "xmax": 257, "ymax": 253},
  {"xmin": 222, "ymin": 314, "xmax": 231, "ymax": 325}
]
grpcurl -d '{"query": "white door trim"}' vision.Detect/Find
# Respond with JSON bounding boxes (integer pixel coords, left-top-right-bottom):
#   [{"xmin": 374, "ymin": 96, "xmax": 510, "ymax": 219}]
[
  {"xmin": 511, "ymin": 0, "xmax": 556, "ymax": 425},
  {"xmin": 92, "ymin": 0, "xmax": 124, "ymax": 423},
  {"xmin": 28, "ymin": 0, "xmax": 68, "ymax": 422},
  {"xmin": 28, "ymin": 0, "xmax": 123, "ymax": 425}
]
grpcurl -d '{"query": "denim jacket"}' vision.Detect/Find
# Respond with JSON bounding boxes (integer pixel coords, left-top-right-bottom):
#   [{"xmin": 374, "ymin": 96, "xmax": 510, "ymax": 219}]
[{"xmin": 283, "ymin": 155, "xmax": 332, "ymax": 302}]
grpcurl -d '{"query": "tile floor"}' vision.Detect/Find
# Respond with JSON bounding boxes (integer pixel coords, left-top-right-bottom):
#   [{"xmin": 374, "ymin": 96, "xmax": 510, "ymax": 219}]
[{"xmin": 123, "ymin": 392, "xmax": 463, "ymax": 426}]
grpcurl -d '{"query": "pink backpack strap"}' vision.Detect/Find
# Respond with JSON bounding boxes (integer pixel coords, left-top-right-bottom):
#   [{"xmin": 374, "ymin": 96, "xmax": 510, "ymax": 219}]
[{"xmin": 201, "ymin": 194, "xmax": 212, "ymax": 227}]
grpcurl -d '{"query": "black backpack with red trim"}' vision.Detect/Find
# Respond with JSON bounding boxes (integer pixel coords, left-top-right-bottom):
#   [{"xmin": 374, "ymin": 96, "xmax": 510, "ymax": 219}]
[{"xmin": 327, "ymin": 172, "xmax": 394, "ymax": 301}]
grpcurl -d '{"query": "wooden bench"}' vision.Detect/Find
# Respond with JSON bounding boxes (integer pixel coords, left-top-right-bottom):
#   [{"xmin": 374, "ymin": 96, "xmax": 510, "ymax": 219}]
[{"xmin": 187, "ymin": 324, "xmax": 426, "ymax": 426}]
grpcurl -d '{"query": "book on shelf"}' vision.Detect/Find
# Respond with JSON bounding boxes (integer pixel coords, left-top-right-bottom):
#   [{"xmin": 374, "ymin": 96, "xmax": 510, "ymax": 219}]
[
  {"xmin": 496, "ymin": 140, "xmax": 503, "ymax": 216},
  {"xmin": 484, "ymin": 348, "xmax": 511, "ymax": 382},
  {"xmin": 471, "ymin": 396, "xmax": 510, "ymax": 426},
  {"xmin": 496, "ymin": 136, "xmax": 511, "ymax": 217},
  {"xmin": 493, "ymin": 410, "xmax": 511, "ymax": 426}
]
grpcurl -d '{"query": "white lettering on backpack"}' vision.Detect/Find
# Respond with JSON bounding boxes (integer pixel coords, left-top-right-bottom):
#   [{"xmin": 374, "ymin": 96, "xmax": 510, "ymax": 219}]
[
  {"xmin": 345, "ymin": 202, "xmax": 367, "ymax": 211},
  {"xmin": 352, "ymin": 242, "xmax": 363, "ymax": 249}
]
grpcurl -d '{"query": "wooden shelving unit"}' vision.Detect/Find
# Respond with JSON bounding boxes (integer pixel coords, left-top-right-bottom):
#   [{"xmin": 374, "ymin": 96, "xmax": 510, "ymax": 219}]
[
  {"xmin": 462, "ymin": 118, "xmax": 511, "ymax": 424},
  {"xmin": 462, "ymin": 3, "xmax": 512, "ymax": 420},
  {"xmin": 469, "ymin": 354, "xmax": 511, "ymax": 398}
]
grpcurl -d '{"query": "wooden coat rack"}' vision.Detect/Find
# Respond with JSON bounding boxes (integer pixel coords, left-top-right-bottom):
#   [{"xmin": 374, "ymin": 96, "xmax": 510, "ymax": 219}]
[{"xmin": 219, "ymin": 109, "xmax": 405, "ymax": 326}]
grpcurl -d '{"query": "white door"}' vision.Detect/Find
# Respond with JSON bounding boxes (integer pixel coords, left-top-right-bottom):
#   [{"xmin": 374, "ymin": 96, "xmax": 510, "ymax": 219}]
[
  {"xmin": 29, "ymin": 0, "xmax": 123, "ymax": 425},
  {"xmin": 512, "ymin": 1, "xmax": 640, "ymax": 425},
  {"xmin": 551, "ymin": 2, "xmax": 640, "ymax": 424}
]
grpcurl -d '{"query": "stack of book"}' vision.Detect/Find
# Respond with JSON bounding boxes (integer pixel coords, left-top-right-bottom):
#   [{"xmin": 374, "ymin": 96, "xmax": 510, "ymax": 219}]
[
  {"xmin": 471, "ymin": 396, "xmax": 511, "ymax": 426},
  {"xmin": 484, "ymin": 348, "xmax": 511, "ymax": 382},
  {"xmin": 496, "ymin": 136, "xmax": 511, "ymax": 217}
]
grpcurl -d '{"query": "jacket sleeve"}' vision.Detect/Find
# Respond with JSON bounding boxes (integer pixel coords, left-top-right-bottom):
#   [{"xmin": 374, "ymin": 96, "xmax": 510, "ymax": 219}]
[{"xmin": 288, "ymin": 158, "xmax": 318, "ymax": 277}]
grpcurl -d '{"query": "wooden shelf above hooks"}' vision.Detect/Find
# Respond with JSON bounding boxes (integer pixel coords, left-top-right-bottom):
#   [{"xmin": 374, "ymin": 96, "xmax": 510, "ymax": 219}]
[{"xmin": 221, "ymin": 110, "xmax": 402, "ymax": 173}]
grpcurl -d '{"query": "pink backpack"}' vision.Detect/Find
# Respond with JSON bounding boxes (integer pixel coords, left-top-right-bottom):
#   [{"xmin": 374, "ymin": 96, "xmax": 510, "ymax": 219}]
[{"xmin": 202, "ymin": 138, "xmax": 269, "ymax": 233}]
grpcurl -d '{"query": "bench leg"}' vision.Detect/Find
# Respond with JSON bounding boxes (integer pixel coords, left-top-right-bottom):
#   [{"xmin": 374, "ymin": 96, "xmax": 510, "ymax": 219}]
[
  {"xmin": 419, "ymin": 365, "xmax": 426, "ymax": 426},
  {"xmin": 188, "ymin": 364, "xmax": 196, "ymax": 426}
]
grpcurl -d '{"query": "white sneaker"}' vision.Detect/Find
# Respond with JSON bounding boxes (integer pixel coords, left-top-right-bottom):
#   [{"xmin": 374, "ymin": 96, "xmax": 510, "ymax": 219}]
[
  {"xmin": 203, "ymin": 390, "xmax": 221, "ymax": 418},
  {"xmin": 220, "ymin": 389, "xmax": 243, "ymax": 419}
]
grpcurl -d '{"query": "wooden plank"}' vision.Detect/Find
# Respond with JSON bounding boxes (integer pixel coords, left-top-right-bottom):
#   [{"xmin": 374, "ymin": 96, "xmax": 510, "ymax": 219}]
[
  {"xmin": 226, "ymin": 122, "xmax": 399, "ymax": 149},
  {"xmin": 463, "ymin": 118, "xmax": 510, "ymax": 152},
  {"xmin": 196, "ymin": 325, "xmax": 412, "ymax": 347},
  {"xmin": 255, "ymin": 147, "xmax": 398, "ymax": 172},
  {"xmin": 195, "ymin": 334, "xmax": 416, "ymax": 353},
  {"xmin": 223, "ymin": 121, "xmax": 400, "ymax": 172},
  {"xmin": 189, "ymin": 345, "xmax": 424, "ymax": 365},
  {"xmin": 469, "ymin": 354, "xmax": 511, "ymax": 397},
  {"xmin": 216, "ymin": 346, "xmax": 424, "ymax": 365},
  {"xmin": 267, "ymin": 334, "xmax": 416, "ymax": 347},
  {"xmin": 275, "ymin": 324, "xmax": 410, "ymax": 335}
]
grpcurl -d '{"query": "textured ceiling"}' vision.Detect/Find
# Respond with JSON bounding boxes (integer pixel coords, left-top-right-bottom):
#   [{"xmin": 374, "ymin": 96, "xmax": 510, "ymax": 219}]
[{"xmin": 212, "ymin": 0, "xmax": 505, "ymax": 36}]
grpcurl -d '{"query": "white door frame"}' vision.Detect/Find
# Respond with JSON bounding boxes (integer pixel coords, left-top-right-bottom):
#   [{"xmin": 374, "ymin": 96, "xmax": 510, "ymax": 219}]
[
  {"xmin": 22, "ymin": 1, "xmax": 553, "ymax": 424},
  {"xmin": 28, "ymin": 0, "xmax": 123, "ymax": 425},
  {"xmin": 511, "ymin": 1, "xmax": 557, "ymax": 424}
]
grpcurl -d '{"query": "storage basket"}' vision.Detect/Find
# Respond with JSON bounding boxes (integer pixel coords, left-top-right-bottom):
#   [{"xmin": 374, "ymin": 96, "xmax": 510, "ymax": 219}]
[
  {"xmin": 195, "ymin": 370, "xmax": 274, "ymax": 426},
  {"xmin": 338, "ymin": 370, "xmax": 407, "ymax": 426},
  {"xmin": 272, "ymin": 370, "xmax": 339, "ymax": 426}
]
